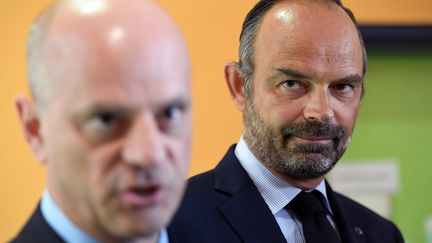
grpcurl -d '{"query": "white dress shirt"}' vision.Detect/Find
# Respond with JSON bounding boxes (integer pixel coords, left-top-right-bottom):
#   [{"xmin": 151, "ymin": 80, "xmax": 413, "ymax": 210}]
[
  {"xmin": 234, "ymin": 137, "xmax": 336, "ymax": 243},
  {"xmin": 41, "ymin": 190, "xmax": 169, "ymax": 243}
]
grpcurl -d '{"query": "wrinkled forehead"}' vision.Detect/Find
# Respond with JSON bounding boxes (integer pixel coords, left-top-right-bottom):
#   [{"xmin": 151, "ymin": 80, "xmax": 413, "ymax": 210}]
[
  {"xmin": 262, "ymin": 1, "xmax": 360, "ymax": 46},
  {"xmin": 255, "ymin": 0, "xmax": 363, "ymax": 73}
]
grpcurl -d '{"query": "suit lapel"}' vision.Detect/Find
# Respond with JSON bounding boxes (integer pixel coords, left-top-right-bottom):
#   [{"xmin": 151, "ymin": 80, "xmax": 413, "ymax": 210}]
[
  {"xmin": 326, "ymin": 182, "xmax": 366, "ymax": 243},
  {"xmin": 11, "ymin": 203, "xmax": 65, "ymax": 243},
  {"xmin": 213, "ymin": 145, "xmax": 287, "ymax": 243}
]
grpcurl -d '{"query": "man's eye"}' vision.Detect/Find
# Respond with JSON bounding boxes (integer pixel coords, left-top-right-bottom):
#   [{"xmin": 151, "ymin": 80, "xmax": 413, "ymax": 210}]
[
  {"xmin": 334, "ymin": 83, "xmax": 353, "ymax": 92},
  {"xmin": 163, "ymin": 106, "xmax": 182, "ymax": 121},
  {"xmin": 79, "ymin": 111, "xmax": 127, "ymax": 142},
  {"xmin": 282, "ymin": 80, "xmax": 302, "ymax": 89},
  {"xmin": 157, "ymin": 105, "xmax": 186, "ymax": 133},
  {"xmin": 90, "ymin": 112, "xmax": 117, "ymax": 131}
]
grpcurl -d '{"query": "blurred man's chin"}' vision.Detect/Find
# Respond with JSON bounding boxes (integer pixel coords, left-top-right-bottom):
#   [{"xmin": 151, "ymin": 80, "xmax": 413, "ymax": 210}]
[{"xmin": 106, "ymin": 218, "xmax": 167, "ymax": 240}]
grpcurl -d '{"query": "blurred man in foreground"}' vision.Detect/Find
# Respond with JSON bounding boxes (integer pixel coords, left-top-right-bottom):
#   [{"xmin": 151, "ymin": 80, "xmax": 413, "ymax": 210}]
[
  {"xmin": 12, "ymin": 0, "xmax": 191, "ymax": 242},
  {"xmin": 170, "ymin": 0, "xmax": 404, "ymax": 242}
]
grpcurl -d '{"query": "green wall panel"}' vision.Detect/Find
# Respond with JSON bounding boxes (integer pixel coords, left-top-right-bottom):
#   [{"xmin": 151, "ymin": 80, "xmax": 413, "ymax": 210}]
[{"xmin": 341, "ymin": 51, "xmax": 432, "ymax": 243}]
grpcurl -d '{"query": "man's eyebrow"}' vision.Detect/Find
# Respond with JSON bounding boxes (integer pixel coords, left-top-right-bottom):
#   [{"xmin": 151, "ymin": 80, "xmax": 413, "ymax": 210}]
[
  {"xmin": 275, "ymin": 68, "xmax": 363, "ymax": 85},
  {"xmin": 334, "ymin": 74, "xmax": 363, "ymax": 85},
  {"xmin": 274, "ymin": 68, "xmax": 311, "ymax": 80},
  {"xmin": 72, "ymin": 104, "xmax": 133, "ymax": 121},
  {"xmin": 86, "ymin": 104, "xmax": 133, "ymax": 114},
  {"xmin": 156, "ymin": 96, "xmax": 191, "ymax": 111}
]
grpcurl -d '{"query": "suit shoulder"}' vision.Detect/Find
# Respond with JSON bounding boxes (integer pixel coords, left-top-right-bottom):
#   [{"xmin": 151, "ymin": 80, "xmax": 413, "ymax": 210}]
[
  {"xmin": 334, "ymin": 192, "xmax": 404, "ymax": 241},
  {"xmin": 336, "ymin": 192, "xmax": 388, "ymax": 222},
  {"xmin": 170, "ymin": 169, "xmax": 234, "ymax": 241},
  {"xmin": 11, "ymin": 205, "xmax": 64, "ymax": 243},
  {"xmin": 187, "ymin": 169, "xmax": 215, "ymax": 189},
  {"xmin": 181, "ymin": 169, "xmax": 229, "ymax": 204}
]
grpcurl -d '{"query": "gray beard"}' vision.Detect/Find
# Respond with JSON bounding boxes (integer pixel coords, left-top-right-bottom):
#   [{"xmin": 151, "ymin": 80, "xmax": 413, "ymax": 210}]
[{"xmin": 242, "ymin": 98, "xmax": 348, "ymax": 179}]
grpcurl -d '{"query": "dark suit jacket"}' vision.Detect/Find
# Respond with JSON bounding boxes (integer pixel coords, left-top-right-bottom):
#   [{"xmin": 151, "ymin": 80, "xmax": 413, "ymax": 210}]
[
  {"xmin": 11, "ymin": 203, "xmax": 180, "ymax": 243},
  {"xmin": 169, "ymin": 145, "xmax": 404, "ymax": 243},
  {"xmin": 11, "ymin": 204, "xmax": 65, "ymax": 243}
]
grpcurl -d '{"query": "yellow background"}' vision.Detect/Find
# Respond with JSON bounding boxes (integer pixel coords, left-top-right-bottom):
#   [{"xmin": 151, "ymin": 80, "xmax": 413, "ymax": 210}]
[{"xmin": 1, "ymin": 0, "xmax": 432, "ymax": 241}]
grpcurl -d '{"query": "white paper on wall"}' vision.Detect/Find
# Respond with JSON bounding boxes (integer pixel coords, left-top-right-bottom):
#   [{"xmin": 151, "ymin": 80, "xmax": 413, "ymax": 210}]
[
  {"xmin": 425, "ymin": 216, "xmax": 432, "ymax": 243},
  {"xmin": 328, "ymin": 160, "xmax": 400, "ymax": 219}
]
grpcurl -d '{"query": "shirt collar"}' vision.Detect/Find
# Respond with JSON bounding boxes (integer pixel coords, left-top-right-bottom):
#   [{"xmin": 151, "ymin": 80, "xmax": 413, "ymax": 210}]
[
  {"xmin": 158, "ymin": 228, "xmax": 169, "ymax": 243},
  {"xmin": 41, "ymin": 190, "xmax": 170, "ymax": 243},
  {"xmin": 41, "ymin": 190, "xmax": 98, "ymax": 243},
  {"xmin": 234, "ymin": 137, "xmax": 331, "ymax": 215}
]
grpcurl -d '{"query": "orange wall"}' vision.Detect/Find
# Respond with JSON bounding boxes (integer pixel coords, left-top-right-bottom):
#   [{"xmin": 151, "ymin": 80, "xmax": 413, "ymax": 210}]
[
  {"xmin": 1, "ymin": 0, "xmax": 431, "ymax": 241},
  {"xmin": 346, "ymin": 0, "xmax": 432, "ymax": 25}
]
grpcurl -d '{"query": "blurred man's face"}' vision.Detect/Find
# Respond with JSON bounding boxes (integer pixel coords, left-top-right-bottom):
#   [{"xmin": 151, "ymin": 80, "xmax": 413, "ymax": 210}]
[
  {"xmin": 243, "ymin": 1, "xmax": 364, "ymax": 183},
  {"xmin": 30, "ymin": 2, "xmax": 191, "ymax": 240}
]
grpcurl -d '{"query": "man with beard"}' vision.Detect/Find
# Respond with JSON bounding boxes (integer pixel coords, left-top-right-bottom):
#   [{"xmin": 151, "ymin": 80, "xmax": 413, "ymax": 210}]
[
  {"xmin": 169, "ymin": 0, "xmax": 404, "ymax": 242},
  {"xmin": 11, "ymin": 0, "xmax": 191, "ymax": 242}
]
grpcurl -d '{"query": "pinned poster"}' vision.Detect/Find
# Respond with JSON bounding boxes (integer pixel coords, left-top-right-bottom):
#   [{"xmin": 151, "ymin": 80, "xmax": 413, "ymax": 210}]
[{"xmin": 426, "ymin": 217, "xmax": 432, "ymax": 243}]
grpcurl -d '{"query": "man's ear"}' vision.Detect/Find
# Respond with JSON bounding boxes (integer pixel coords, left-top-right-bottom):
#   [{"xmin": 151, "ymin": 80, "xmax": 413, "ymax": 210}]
[
  {"xmin": 15, "ymin": 94, "xmax": 47, "ymax": 164},
  {"xmin": 225, "ymin": 61, "xmax": 247, "ymax": 112}
]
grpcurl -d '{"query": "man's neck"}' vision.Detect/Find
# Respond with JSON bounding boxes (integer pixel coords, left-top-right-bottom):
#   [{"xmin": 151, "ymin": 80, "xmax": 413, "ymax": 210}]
[{"xmin": 261, "ymin": 163, "xmax": 324, "ymax": 190}]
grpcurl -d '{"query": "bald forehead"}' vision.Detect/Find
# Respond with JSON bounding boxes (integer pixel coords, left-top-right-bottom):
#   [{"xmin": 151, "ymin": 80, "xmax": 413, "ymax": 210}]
[
  {"xmin": 48, "ymin": 0, "xmax": 182, "ymax": 50},
  {"xmin": 263, "ymin": 0, "xmax": 355, "ymax": 35},
  {"xmin": 256, "ymin": 0, "xmax": 362, "ymax": 57},
  {"xmin": 251, "ymin": 0, "xmax": 363, "ymax": 80},
  {"xmin": 30, "ymin": 0, "xmax": 189, "ymax": 104}
]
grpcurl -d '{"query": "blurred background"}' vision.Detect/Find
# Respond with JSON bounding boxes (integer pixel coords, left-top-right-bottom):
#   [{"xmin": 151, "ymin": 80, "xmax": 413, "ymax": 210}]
[{"xmin": 1, "ymin": 0, "xmax": 431, "ymax": 242}]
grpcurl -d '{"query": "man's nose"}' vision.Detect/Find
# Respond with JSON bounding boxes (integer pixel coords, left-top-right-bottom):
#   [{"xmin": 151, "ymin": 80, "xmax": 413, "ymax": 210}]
[
  {"xmin": 121, "ymin": 114, "xmax": 165, "ymax": 167},
  {"xmin": 303, "ymin": 88, "xmax": 335, "ymax": 122}
]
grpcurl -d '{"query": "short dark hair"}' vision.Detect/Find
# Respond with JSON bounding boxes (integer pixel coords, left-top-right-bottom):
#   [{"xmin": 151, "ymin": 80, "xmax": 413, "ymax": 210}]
[{"xmin": 237, "ymin": 0, "xmax": 367, "ymax": 96}]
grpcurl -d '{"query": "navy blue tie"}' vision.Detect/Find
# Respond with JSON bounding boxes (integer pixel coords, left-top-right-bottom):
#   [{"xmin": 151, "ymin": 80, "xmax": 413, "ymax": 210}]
[{"xmin": 289, "ymin": 191, "xmax": 341, "ymax": 243}]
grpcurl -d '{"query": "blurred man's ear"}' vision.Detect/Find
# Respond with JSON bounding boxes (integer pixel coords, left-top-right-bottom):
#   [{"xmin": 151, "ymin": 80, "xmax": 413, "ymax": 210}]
[
  {"xmin": 225, "ymin": 61, "xmax": 247, "ymax": 112},
  {"xmin": 15, "ymin": 95, "xmax": 47, "ymax": 164}
]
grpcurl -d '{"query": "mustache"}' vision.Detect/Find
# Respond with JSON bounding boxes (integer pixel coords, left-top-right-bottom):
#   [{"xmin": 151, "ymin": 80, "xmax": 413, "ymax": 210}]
[{"xmin": 281, "ymin": 120, "xmax": 345, "ymax": 141}]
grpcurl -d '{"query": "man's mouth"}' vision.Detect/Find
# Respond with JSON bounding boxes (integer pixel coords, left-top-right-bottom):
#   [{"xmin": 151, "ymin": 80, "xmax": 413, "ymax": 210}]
[
  {"xmin": 291, "ymin": 135, "xmax": 334, "ymax": 144},
  {"xmin": 119, "ymin": 185, "xmax": 165, "ymax": 208}
]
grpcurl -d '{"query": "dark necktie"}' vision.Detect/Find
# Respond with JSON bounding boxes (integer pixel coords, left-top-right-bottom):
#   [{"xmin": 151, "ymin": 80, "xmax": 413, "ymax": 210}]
[{"xmin": 288, "ymin": 191, "xmax": 341, "ymax": 243}]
